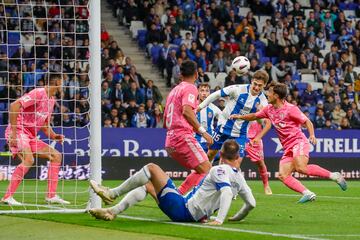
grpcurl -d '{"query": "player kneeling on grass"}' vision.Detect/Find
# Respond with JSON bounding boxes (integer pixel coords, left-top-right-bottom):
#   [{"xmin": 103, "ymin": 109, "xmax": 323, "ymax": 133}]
[{"xmin": 89, "ymin": 139, "xmax": 256, "ymax": 225}]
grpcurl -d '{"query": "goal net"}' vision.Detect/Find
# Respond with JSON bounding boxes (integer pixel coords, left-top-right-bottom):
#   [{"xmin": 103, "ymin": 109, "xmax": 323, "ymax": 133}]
[{"xmin": 0, "ymin": 0, "xmax": 100, "ymax": 214}]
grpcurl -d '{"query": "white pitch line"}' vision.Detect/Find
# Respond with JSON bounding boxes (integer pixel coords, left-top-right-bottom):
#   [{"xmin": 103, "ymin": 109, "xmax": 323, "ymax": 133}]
[
  {"xmin": 117, "ymin": 215, "xmax": 329, "ymax": 240},
  {"xmin": 304, "ymin": 234, "xmax": 360, "ymax": 237},
  {"xmin": 256, "ymin": 193, "xmax": 360, "ymax": 200}
]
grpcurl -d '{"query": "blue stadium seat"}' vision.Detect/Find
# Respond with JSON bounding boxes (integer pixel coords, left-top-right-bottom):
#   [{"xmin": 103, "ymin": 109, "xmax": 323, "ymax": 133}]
[
  {"xmin": 8, "ymin": 32, "xmax": 20, "ymax": 44},
  {"xmin": 150, "ymin": 45, "xmax": 161, "ymax": 65},
  {"xmin": 296, "ymin": 82, "xmax": 308, "ymax": 91},
  {"xmin": 330, "ymin": 34, "xmax": 339, "ymax": 42},
  {"xmin": 271, "ymin": 57, "xmax": 278, "ymax": 65},
  {"xmin": 339, "ymin": 2, "xmax": 347, "ymax": 10},
  {"xmin": 173, "ymin": 37, "xmax": 182, "ymax": 46},
  {"xmin": 137, "ymin": 30, "xmax": 147, "ymax": 49},
  {"xmin": 260, "ymin": 57, "xmax": 270, "ymax": 65},
  {"xmin": 0, "ymin": 102, "xmax": 7, "ymax": 111}
]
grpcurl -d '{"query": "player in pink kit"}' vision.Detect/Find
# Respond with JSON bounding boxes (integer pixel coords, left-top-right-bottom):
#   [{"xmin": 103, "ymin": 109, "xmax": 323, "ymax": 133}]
[
  {"xmin": 245, "ymin": 118, "xmax": 272, "ymax": 195},
  {"xmin": 231, "ymin": 83, "xmax": 347, "ymax": 203},
  {"xmin": 164, "ymin": 60, "xmax": 213, "ymax": 195},
  {"xmin": 1, "ymin": 74, "xmax": 70, "ymax": 205}
]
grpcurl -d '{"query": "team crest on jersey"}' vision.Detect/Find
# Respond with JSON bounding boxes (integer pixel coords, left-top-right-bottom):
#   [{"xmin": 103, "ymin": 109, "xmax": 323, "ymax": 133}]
[
  {"xmin": 279, "ymin": 113, "xmax": 285, "ymax": 120},
  {"xmin": 208, "ymin": 112, "xmax": 213, "ymax": 118},
  {"xmin": 188, "ymin": 94, "xmax": 195, "ymax": 103},
  {"xmin": 216, "ymin": 168, "xmax": 225, "ymax": 176}
]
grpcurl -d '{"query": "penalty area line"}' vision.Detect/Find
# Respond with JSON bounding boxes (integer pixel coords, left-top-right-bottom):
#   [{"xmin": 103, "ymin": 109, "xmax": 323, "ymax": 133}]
[{"xmin": 117, "ymin": 215, "xmax": 329, "ymax": 240}]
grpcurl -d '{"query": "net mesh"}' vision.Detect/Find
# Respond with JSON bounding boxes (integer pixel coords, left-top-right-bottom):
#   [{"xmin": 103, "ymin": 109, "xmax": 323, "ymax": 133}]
[{"xmin": 0, "ymin": 0, "xmax": 91, "ymax": 212}]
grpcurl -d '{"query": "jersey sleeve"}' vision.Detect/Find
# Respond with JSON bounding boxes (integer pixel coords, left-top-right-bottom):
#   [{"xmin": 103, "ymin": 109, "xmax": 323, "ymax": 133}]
[
  {"xmin": 290, "ymin": 106, "xmax": 308, "ymax": 124},
  {"xmin": 210, "ymin": 104, "xmax": 222, "ymax": 118},
  {"xmin": 220, "ymin": 85, "xmax": 245, "ymax": 98},
  {"xmin": 181, "ymin": 84, "xmax": 198, "ymax": 109},
  {"xmin": 255, "ymin": 105, "xmax": 269, "ymax": 119},
  {"xmin": 210, "ymin": 166, "xmax": 231, "ymax": 190},
  {"xmin": 19, "ymin": 88, "xmax": 40, "ymax": 109}
]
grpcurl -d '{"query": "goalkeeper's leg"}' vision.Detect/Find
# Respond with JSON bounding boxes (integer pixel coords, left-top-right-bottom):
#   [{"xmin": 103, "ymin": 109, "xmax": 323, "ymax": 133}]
[
  {"xmin": 1, "ymin": 148, "xmax": 33, "ymax": 205},
  {"xmin": 36, "ymin": 143, "xmax": 70, "ymax": 204}
]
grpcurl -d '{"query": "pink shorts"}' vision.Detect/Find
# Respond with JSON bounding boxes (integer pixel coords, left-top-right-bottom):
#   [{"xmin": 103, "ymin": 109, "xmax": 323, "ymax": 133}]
[
  {"xmin": 165, "ymin": 133, "xmax": 208, "ymax": 170},
  {"xmin": 279, "ymin": 140, "xmax": 310, "ymax": 165},
  {"xmin": 5, "ymin": 127, "xmax": 48, "ymax": 156},
  {"xmin": 245, "ymin": 141, "xmax": 264, "ymax": 162}
]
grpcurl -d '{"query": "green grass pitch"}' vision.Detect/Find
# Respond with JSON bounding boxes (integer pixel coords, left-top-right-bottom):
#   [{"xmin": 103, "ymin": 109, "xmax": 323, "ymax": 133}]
[{"xmin": 0, "ymin": 180, "xmax": 359, "ymax": 240}]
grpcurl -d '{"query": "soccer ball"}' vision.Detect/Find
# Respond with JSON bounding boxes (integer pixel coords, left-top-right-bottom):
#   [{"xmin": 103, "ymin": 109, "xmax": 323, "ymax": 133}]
[{"xmin": 231, "ymin": 56, "xmax": 250, "ymax": 76}]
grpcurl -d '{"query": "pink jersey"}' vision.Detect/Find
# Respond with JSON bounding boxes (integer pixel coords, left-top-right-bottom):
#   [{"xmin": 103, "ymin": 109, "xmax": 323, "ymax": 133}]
[
  {"xmin": 8, "ymin": 88, "xmax": 55, "ymax": 137},
  {"xmin": 164, "ymin": 81, "xmax": 198, "ymax": 135},
  {"xmin": 255, "ymin": 101, "xmax": 308, "ymax": 149},
  {"xmin": 247, "ymin": 121, "xmax": 263, "ymax": 139}
]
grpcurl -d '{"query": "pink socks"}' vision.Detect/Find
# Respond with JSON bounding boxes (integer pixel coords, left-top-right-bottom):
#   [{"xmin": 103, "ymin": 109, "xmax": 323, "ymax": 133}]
[
  {"xmin": 178, "ymin": 172, "xmax": 206, "ymax": 195},
  {"xmin": 258, "ymin": 165, "xmax": 269, "ymax": 187},
  {"xmin": 282, "ymin": 175, "xmax": 306, "ymax": 193},
  {"xmin": 47, "ymin": 162, "xmax": 61, "ymax": 198},
  {"xmin": 3, "ymin": 164, "xmax": 30, "ymax": 199},
  {"xmin": 306, "ymin": 164, "xmax": 331, "ymax": 178}
]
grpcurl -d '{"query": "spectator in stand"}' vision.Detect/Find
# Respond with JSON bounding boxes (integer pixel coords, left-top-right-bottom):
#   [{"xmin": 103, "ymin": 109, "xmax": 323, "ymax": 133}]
[
  {"xmin": 245, "ymin": 44, "xmax": 259, "ymax": 61},
  {"xmin": 121, "ymin": 74, "xmax": 131, "ymax": 91},
  {"xmin": 129, "ymin": 65, "xmax": 146, "ymax": 89},
  {"xmin": 108, "ymin": 41, "xmax": 120, "ymax": 59},
  {"xmin": 152, "ymin": 106, "xmax": 164, "ymax": 128},
  {"xmin": 342, "ymin": 97, "xmax": 352, "ymax": 112},
  {"xmin": 146, "ymin": 23, "xmax": 162, "ymax": 56},
  {"xmin": 101, "ymin": 81, "xmax": 112, "ymax": 103},
  {"xmin": 262, "ymin": 60, "xmax": 287, "ymax": 84},
  {"xmin": 225, "ymin": 70, "xmax": 242, "ymax": 86},
  {"xmin": 324, "ymin": 95, "xmax": 336, "ymax": 117},
  {"xmin": 324, "ymin": 119, "xmax": 338, "ymax": 130},
  {"xmin": 344, "ymin": 64, "xmax": 357, "ymax": 84},
  {"xmin": 144, "ymin": 79, "xmax": 163, "ymax": 104},
  {"xmin": 211, "ymin": 50, "xmax": 227, "ymax": 73},
  {"xmin": 314, "ymin": 108, "xmax": 326, "ymax": 129},
  {"xmin": 120, "ymin": 112, "xmax": 130, "ymax": 127},
  {"xmin": 112, "ymin": 82, "xmax": 124, "ymax": 103},
  {"xmin": 301, "ymin": 84, "xmax": 318, "ymax": 107},
  {"xmin": 124, "ymin": 81, "xmax": 144, "ymax": 105},
  {"xmin": 196, "ymin": 67, "xmax": 209, "ymax": 84},
  {"xmin": 346, "ymin": 109, "xmax": 360, "ymax": 129},
  {"xmin": 172, "ymin": 57, "xmax": 182, "ymax": 85},
  {"xmin": 181, "ymin": 32, "xmax": 193, "ymax": 49},
  {"xmin": 196, "ymin": 30, "xmax": 209, "ymax": 51},
  {"xmin": 235, "ymin": 18, "xmax": 255, "ymax": 40},
  {"xmin": 101, "ymin": 24, "xmax": 109, "ymax": 43},
  {"xmin": 103, "ymin": 117, "xmax": 113, "ymax": 128},
  {"xmin": 325, "ymin": 44, "xmax": 339, "ymax": 69},
  {"xmin": 248, "ymin": 58, "xmax": 260, "ymax": 78},
  {"xmin": 238, "ymin": 35, "xmax": 250, "ymax": 55},
  {"xmin": 272, "ymin": 0, "xmax": 293, "ymax": 17},
  {"xmin": 166, "ymin": 50, "xmax": 177, "ymax": 87},
  {"xmin": 131, "ymin": 104, "xmax": 153, "ymax": 128},
  {"xmin": 340, "ymin": 117, "xmax": 351, "ymax": 129},
  {"xmin": 320, "ymin": 10, "xmax": 337, "ymax": 34},
  {"xmin": 114, "ymin": 49, "xmax": 126, "ymax": 66}
]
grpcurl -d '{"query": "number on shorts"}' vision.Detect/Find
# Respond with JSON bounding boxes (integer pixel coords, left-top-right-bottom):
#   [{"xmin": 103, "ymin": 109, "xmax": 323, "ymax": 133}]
[
  {"xmin": 213, "ymin": 132, "xmax": 221, "ymax": 142},
  {"xmin": 165, "ymin": 103, "xmax": 174, "ymax": 128}
]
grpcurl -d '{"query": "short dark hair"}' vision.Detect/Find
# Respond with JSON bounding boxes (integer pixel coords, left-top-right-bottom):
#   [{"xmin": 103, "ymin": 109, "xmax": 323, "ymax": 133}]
[
  {"xmin": 198, "ymin": 83, "xmax": 210, "ymax": 89},
  {"xmin": 46, "ymin": 73, "xmax": 62, "ymax": 85},
  {"xmin": 253, "ymin": 70, "xmax": 269, "ymax": 85},
  {"xmin": 220, "ymin": 139, "xmax": 240, "ymax": 161},
  {"xmin": 269, "ymin": 82, "xmax": 288, "ymax": 100},
  {"xmin": 180, "ymin": 60, "xmax": 197, "ymax": 78}
]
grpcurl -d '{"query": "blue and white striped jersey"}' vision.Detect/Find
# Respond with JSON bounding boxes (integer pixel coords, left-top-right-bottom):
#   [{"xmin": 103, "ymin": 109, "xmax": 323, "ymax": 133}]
[
  {"xmin": 217, "ymin": 84, "xmax": 268, "ymax": 138},
  {"xmin": 195, "ymin": 103, "xmax": 222, "ymax": 144}
]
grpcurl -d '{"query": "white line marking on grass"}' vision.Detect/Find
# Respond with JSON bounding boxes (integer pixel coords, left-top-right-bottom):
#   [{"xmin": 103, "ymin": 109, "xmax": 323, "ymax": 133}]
[
  {"xmin": 118, "ymin": 215, "xmax": 329, "ymax": 240},
  {"xmin": 257, "ymin": 193, "xmax": 360, "ymax": 200},
  {"xmin": 304, "ymin": 234, "xmax": 360, "ymax": 237}
]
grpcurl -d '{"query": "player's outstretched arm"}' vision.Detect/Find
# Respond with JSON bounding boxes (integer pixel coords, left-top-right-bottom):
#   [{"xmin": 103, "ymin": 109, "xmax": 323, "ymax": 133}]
[
  {"xmin": 183, "ymin": 105, "xmax": 214, "ymax": 145},
  {"xmin": 41, "ymin": 123, "xmax": 64, "ymax": 144},
  {"xmin": 229, "ymin": 190, "xmax": 256, "ymax": 222},
  {"xmin": 229, "ymin": 113, "xmax": 258, "ymax": 121},
  {"xmin": 8, "ymin": 101, "xmax": 22, "ymax": 147},
  {"xmin": 206, "ymin": 186, "xmax": 233, "ymax": 225},
  {"xmin": 252, "ymin": 119, "xmax": 271, "ymax": 145},
  {"xmin": 304, "ymin": 119, "xmax": 317, "ymax": 145},
  {"xmin": 198, "ymin": 90, "xmax": 221, "ymax": 111}
]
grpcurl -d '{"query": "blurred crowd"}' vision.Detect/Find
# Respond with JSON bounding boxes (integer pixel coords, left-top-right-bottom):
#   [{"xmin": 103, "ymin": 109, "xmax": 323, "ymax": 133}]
[{"xmin": 109, "ymin": 0, "xmax": 360, "ymax": 129}]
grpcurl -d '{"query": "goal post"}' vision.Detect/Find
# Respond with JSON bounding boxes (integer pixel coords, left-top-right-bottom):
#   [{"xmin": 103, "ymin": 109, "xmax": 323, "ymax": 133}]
[
  {"xmin": 0, "ymin": 0, "xmax": 101, "ymax": 214},
  {"xmin": 88, "ymin": 0, "xmax": 101, "ymax": 209}
]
